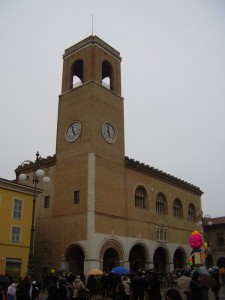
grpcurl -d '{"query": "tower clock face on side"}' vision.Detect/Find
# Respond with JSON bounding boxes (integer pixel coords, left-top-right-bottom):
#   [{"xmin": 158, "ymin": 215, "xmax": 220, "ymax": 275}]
[
  {"xmin": 102, "ymin": 122, "xmax": 117, "ymax": 144},
  {"xmin": 65, "ymin": 121, "xmax": 82, "ymax": 142}
]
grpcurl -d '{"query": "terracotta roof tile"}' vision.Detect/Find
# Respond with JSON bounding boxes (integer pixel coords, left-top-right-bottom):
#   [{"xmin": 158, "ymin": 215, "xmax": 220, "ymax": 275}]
[{"xmin": 204, "ymin": 216, "xmax": 225, "ymax": 225}]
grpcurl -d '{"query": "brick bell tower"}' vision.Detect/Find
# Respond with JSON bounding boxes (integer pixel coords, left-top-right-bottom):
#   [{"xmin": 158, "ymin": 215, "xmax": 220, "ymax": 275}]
[{"xmin": 52, "ymin": 36, "xmax": 127, "ymax": 271}]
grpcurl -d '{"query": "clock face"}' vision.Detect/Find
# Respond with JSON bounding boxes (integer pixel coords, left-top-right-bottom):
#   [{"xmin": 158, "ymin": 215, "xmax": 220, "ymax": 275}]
[
  {"xmin": 65, "ymin": 121, "xmax": 82, "ymax": 142},
  {"xmin": 102, "ymin": 122, "xmax": 117, "ymax": 144}
]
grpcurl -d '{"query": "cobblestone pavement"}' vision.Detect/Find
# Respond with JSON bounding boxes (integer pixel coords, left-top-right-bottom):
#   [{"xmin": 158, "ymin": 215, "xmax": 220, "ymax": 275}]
[{"xmin": 38, "ymin": 285, "xmax": 225, "ymax": 300}]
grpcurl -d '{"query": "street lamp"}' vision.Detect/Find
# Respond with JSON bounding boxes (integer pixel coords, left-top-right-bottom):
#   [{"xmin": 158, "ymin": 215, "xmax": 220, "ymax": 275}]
[
  {"xmin": 19, "ymin": 151, "xmax": 50, "ymax": 277},
  {"xmin": 197, "ymin": 211, "xmax": 213, "ymax": 227}
]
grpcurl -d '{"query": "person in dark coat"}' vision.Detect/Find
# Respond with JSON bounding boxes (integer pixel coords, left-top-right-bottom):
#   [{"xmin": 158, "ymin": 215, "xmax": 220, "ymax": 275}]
[
  {"xmin": 86, "ymin": 275, "xmax": 97, "ymax": 298},
  {"xmin": 147, "ymin": 271, "xmax": 162, "ymax": 300},
  {"xmin": 209, "ymin": 268, "xmax": 220, "ymax": 300},
  {"xmin": 102, "ymin": 272, "xmax": 113, "ymax": 297},
  {"xmin": 58, "ymin": 278, "xmax": 69, "ymax": 300},
  {"xmin": 17, "ymin": 275, "xmax": 31, "ymax": 300},
  {"xmin": 114, "ymin": 282, "xmax": 127, "ymax": 300},
  {"xmin": 47, "ymin": 275, "xmax": 59, "ymax": 300},
  {"xmin": 189, "ymin": 270, "xmax": 203, "ymax": 300},
  {"xmin": 130, "ymin": 271, "xmax": 147, "ymax": 300}
]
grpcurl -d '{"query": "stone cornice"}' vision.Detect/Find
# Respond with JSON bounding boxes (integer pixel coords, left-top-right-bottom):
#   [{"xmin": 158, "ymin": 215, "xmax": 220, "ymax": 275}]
[
  {"xmin": 125, "ymin": 156, "xmax": 203, "ymax": 196},
  {"xmin": 63, "ymin": 35, "xmax": 121, "ymax": 61},
  {"xmin": 0, "ymin": 178, "xmax": 42, "ymax": 195},
  {"xmin": 14, "ymin": 155, "xmax": 56, "ymax": 176}
]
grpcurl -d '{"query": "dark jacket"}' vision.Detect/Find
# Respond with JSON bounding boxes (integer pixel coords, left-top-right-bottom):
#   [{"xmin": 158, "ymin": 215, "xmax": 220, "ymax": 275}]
[
  {"xmin": 189, "ymin": 271, "xmax": 203, "ymax": 300},
  {"xmin": 86, "ymin": 275, "xmax": 97, "ymax": 295},
  {"xmin": 147, "ymin": 274, "xmax": 162, "ymax": 300},
  {"xmin": 211, "ymin": 270, "xmax": 220, "ymax": 292},
  {"xmin": 114, "ymin": 283, "xmax": 127, "ymax": 300},
  {"xmin": 130, "ymin": 274, "xmax": 146, "ymax": 295},
  {"xmin": 58, "ymin": 282, "xmax": 69, "ymax": 300},
  {"xmin": 47, "ymin": 281, "xmax": 59, "ymax": 300}
]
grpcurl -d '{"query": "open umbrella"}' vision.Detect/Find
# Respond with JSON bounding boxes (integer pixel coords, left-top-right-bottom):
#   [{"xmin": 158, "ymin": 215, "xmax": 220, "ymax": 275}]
[
  {"xmin": 87, "ymin": 269, "xmax": 103, "ymax": 276},
  {"xmin": 177, "ymin": 275, "xmax": 191, "ymax": 292},
  {"xmin": 111, "ymin": 266, "xmax": 129, "ymax": 275},
  {"xmin": 200, "ymin": 273, "xmax": 216, "ymax": 288}
]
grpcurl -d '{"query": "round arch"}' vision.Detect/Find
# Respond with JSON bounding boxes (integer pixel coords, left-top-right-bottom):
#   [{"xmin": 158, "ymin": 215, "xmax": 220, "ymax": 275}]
[
  {"xmin": 173, "ymin": 247, "xmax": 187, "ymax": 270},
  {"xmin": 206, "ymin": 253, "xmax": 214, "ymax": 268},
  {"xmin": 71, "ymin": 59, "xmax": 84, "ymax": 85},
  {"xmin": 62, "ymin": 243, "xmax": 86, "ymax": 274},
  {"xmin": 153, "ymin": 246, "xmax": 170, "ymax": 273},
  {"xmin": 129, "ymin": 242, "xmax": 149, "ymax": 273},
  {"xmin": 135, "ymin": 185, "xmax": 149, "ymax": 210},
  {"xmin": 173, "ymin": 198, "xmax": 183, "ymax": 218},
  {"xmin": 156, "ymin": 192, "xmax": 168, "ymax": 214},
  {"xmin": 99, "ymin": 239, "xmax": 125, "ymax": 272},
  {"xmin": 102, "ymin": 60, "xmax": 114, "ymax": 91}
]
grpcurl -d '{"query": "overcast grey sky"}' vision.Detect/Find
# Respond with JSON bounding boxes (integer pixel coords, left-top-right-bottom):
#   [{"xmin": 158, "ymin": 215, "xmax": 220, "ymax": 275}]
[{"xmin": 0, "ymin": 1, "xmax": 225, "ymax": 217}]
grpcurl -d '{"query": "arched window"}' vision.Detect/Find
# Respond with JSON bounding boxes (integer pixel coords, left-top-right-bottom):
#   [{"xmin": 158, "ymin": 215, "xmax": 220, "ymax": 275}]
[
  {"xmin": 135, "ymin": 187, "xmax": 147, "ymax": 209},
  {"xmin": 102, "ymin": 60, "xmax": 113, "ymax": 90},
  {"xmin": 72, "ymin": 60, "xmax": 83, "ymax": 88},
  {"xmin": 188, "ymin": 203, "xmax": 196, "ymax": 222},
  {"xmin": 156, "ymin": 193, "xmax": 167, "ymax": 214},
  {"xmin": 173, "ymin": 198, "xmax": 182, "ymax": 218}
]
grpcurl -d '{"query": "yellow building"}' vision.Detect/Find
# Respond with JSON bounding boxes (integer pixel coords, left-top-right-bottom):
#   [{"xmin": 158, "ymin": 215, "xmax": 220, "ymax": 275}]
[
  {"xmin": 15, "ymin": 35, "xmax": 203, "ymax": 277},
  {"xmin": 0, "ymin": 178, "xmax": 41, "ymax": 279}
]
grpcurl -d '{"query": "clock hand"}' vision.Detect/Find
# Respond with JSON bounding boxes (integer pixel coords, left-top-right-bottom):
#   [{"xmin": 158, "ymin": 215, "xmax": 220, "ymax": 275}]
[
  {"xmin": 107, "ymin": 124, "xmax": 111, "ymax": 137},
  {"xmin": 71, "ymin": 125, "xmax": 75, "ymax": 135}
]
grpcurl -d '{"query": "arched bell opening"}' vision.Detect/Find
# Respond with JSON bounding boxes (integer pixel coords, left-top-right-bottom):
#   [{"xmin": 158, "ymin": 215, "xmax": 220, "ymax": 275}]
[
  {"xmin": 102, "ymin": 60, "xmax": 114, "ymax": 91},
  {"xmin": 71, "ymin": 59, "xmax": 83, "ymax": 88}
]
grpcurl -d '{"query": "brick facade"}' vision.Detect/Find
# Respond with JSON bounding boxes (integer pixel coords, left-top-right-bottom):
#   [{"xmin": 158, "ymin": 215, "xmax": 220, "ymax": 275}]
[{"xmin": 15, "ymin": 36, "xmax": 203, "ymax": 277}]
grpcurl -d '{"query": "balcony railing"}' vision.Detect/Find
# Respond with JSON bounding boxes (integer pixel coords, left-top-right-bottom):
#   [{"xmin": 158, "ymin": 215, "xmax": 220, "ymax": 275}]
[{"xmin": 72, "ymin": 81, "xmax": 110, "ymax": 90}]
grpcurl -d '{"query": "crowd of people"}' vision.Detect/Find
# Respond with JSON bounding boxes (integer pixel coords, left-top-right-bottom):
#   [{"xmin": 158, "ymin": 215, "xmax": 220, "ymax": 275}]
[
  {"xmin": 0, "ymin": 275, "xmax": 40, "ymax": 300},
  {"xmin": 0, "ymin": 266, "xmax": 224, "ymax": 300}
]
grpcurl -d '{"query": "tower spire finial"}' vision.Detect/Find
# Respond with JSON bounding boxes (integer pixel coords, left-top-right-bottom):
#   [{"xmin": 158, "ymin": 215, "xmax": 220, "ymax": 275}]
[{"xmin": 92, "ymin": 14, "xmax": 94, "ymax": 36}]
